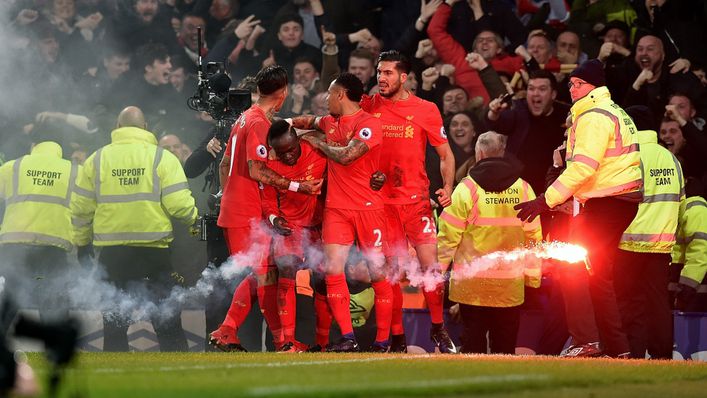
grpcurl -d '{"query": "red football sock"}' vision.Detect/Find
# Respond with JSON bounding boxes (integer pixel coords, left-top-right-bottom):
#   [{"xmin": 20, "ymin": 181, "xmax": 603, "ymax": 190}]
[
  {"xmin": 257, "ymin": 283, "xmax": 283, "ymax": 346},
  {"xmin": 372, "ymin": 280, "xmax": 393, "ymax": 344},
  {"xmin": 314, "ymin": 292, "xmax": 332, "ymax": 347},
  {"xmin": 325, "ymin": 273, "xmax": 353, "ymax": 336},
  {"xmin": 390, "ymin": 282, "xmax": 404, "ymax": 335},
  {"xmin": 423, "ymin": 283, "xmax": 445, "ymax": 325},
  {"xmin": 222, "ymin": 274, "xmax": 257, "ymax": 336},
  {"xmin": 277, "ymin": 277, "xmax": 297, "ymax": 343}
]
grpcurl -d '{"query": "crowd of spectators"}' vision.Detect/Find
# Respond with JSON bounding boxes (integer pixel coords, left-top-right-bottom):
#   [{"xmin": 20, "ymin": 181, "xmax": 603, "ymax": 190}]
[{"xmin": 1, "ymin": 0, "xmax": 705, "ymax": 198}]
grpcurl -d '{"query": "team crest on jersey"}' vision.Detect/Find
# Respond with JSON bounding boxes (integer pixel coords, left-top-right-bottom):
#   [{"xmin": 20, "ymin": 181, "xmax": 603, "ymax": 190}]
[
  {"xmin": 256, "ymin": 144, "xmax": 267, "ymax": 158},
  {"xmin": 358, "ymin": 127, "xmax": 373, "ymax": 140},
  {"xmin": 440, "ymin": 126, "xmax": 447, "ymax": 139}
]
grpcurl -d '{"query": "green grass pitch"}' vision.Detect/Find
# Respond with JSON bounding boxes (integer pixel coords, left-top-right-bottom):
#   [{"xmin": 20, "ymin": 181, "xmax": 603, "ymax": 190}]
[{"xmin": 26, "ymin": 352, "xmax": 707, "ymax": 398}]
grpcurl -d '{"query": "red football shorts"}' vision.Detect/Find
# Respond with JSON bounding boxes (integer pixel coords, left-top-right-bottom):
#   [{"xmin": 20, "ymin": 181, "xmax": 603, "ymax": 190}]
[
  {"xmin": 273, "ymin": 226, "xmax": 322, "ymax": 261},
  {"xmin": 384, "ymin": 201, "xmax": 437, "ymax": 254},
  {"xmin": 224, "ymin": 223, "xmax": 271, "ymax": 271},
  {"xmin": 322, "ymin": 208, "xmax": 386, "ymax": 252}
]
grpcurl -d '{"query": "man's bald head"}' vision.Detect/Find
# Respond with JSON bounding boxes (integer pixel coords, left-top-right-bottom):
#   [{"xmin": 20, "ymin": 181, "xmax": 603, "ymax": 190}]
[
  {"xmin": 635, "ymin": 35, "xmax": 665, "ymax": 74},
  {"xmin": 637, "ymin": 35, "xmax": 664, "ymax": 53},
  {"xmin": 117, "ymin": 106, "xmax": 147, "ymax": 129}
]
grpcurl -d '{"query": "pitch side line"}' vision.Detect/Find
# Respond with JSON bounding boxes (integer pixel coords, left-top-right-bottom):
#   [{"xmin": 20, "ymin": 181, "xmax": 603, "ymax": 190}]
[
  {"xmin": 88, "ymin": 354, "xmax": 435, "ymax": 374},
  {"xmin": 246, "ymin": 374, "xmax": 552, "ymax": 396}
]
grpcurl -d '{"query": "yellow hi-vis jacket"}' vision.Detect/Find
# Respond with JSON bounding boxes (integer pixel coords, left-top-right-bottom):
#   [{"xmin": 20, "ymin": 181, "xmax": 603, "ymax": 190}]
[
  {"xmin": 620, "ymin": 130, "xmax": 684, "ymax": 253},
  {"xmin": 0, "ymin": 142, "xmax": 77, "ymax": 251},
  {"xmin": 672, "ymin": 196, "xmax": 707, "ymax": 290},
  {"xmin": 437, "ymin": 177, "xmax": 542, "ymax": 307},
  {"xmin": 545, "ymin": 86, "xmax": 642, "ymax": 207},
  {"xmin": 71, "ymin": 127, "xmax": 198, "ymax": 248}
]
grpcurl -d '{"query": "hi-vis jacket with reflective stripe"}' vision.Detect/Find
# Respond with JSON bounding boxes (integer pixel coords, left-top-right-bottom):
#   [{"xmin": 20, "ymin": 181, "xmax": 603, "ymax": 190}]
[
  {"xmin": 545, "ymin": 86, "xmax": 642, "ymax": 207},
  {"xmin": 620, "ymin": 130, "xmax": 684, "ymax": 253},
  {"xmin": 72, "ymin": 127, "xmax": 198, "ymax": 248},
  {"xmin": 0, "ymin": 142, "xmax": 77, "ymax": 251},
  {"xmin": 672, "ymin": 196, "xmax": 707, "ymax": 289},
  {"xmin": 437, "ymin": 177, "xmax": 542, "ymax": 307}
]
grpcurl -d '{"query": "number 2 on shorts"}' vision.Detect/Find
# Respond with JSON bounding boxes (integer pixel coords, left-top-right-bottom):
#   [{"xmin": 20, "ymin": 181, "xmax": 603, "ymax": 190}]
[{"xmin": 373, "ymin": 228, "xmax": 382, "ymax": 247}]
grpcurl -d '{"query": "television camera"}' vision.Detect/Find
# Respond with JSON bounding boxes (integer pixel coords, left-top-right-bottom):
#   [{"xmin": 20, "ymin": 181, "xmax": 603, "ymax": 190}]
[{"xmin": 186, "ymin": 27, "xmax": 251, "ymax": 241}]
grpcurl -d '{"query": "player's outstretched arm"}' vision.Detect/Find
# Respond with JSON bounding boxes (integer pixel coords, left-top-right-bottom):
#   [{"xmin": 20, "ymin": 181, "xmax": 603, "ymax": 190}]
[
  {"xmin": 289, "ymin": 115, "xmax": 322, "ymax": 131},
  {"xmin": 302, "ymin": 134, "xmax": 369, "ymax": 165}
]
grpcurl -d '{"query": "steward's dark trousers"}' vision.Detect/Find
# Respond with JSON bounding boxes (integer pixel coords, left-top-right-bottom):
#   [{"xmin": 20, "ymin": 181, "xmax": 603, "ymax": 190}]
[
  {"xmin": 557, "ymin": 261, "xmax": 600, "ymax": 346},
  {"xmin": 0, "ymin": 244, "xmax": 70, "ymax": 329},
  {"xmin": 99, "ymin": 246, "xmax": 188, "ymax": 352},
  {"xmin": 459, "ymin": 304, "xmax": 520, "ymax": 354},
  {"xmin": 569, "ymin": 197, "xmax": 638, "ymax": 357},
  {"xmin": 614, "ymin": 250, "xmax": 672, "ymax": 359}
]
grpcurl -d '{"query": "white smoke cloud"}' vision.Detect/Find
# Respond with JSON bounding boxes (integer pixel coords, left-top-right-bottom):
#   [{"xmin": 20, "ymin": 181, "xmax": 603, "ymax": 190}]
[
  {"xmin": 0, "ymin": 236, "xmax": 268, "ymax": 328},
  {"xmin": 380, "ymin": 241, "xmax": 588, "ymax": 291},
  {"xmin": 448, "ymin": 241, "xmax": 588, "ymax": 282}
]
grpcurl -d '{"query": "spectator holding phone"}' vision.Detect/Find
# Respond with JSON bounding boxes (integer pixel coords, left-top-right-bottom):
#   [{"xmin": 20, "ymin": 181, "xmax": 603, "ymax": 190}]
[{"xmin": 485, "ymin": 69, "xmax": 569, "ymax": 196}]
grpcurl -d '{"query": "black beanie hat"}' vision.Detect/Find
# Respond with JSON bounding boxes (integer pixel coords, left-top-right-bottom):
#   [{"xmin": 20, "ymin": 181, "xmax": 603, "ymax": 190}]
[
  {"xmin": 570, "ymin": 59, "xmax": 606, "ymax": 88},
  {"xmin": 625, "ymin": 105, "xmax": 656, "ymax": 132},
  {"xmin": 599, "ymin": 20, "xmax": 630, "ymax": 39}
]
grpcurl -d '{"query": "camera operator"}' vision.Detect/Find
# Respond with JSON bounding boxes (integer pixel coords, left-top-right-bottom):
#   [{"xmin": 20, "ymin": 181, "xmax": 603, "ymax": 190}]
[
  {"xmin": 183, "ymin": 71, "xmax": 258, "ymax": 348},
  {"xmin": 184, "ymin": 132, "xmax": 226, "ymax": 181},
  {"xmin": 184, "ymin": 129, "xmax": 231, "ymax": 345}
]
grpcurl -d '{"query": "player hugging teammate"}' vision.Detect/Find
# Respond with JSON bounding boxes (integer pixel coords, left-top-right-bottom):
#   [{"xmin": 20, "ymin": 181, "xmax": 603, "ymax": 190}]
[{"xmin": 210, "ymin": 51, "xmax": 458, "ymax": 353}]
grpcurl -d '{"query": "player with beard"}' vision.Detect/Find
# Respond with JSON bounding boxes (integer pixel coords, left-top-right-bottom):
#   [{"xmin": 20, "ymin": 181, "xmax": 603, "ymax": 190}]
[
  {"xmin": 290, "ymin": 73, "xmax": 393, "ymax": 352},
  {"xmin": 359, "ymin": 50, "xmax": 458, "ymax": 353},
  {"xmin": 209, "ymin": 120, "xmax": 326, "ymax": 352},
  {"xmin": 212, "ymin": 65, "xmax": 322, "ymax": 351}
]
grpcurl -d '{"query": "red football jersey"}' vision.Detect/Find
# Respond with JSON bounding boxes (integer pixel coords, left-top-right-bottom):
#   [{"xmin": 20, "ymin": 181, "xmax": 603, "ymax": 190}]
[
  {"xmin": 360, "ymin": 93, "xmax": 447, "ymax": 205},
  {"xmin": 317, "ymin": 109, "xmax": 383, "ymax": 210},
  {"xmin": 262, "ymin": 140, "xmax": 327, "ymax": 227},
  {"xmin": 218, "ymin": 105, "xmax": 271, "ymax": 228}
]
